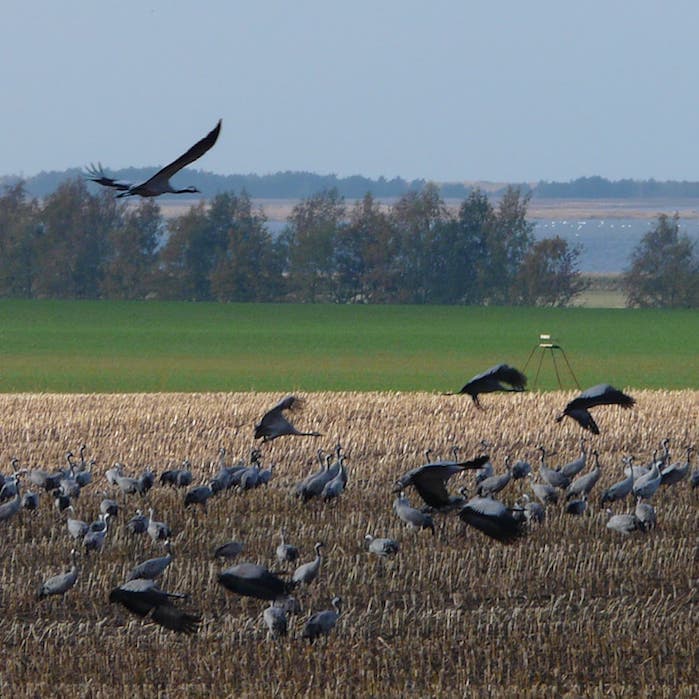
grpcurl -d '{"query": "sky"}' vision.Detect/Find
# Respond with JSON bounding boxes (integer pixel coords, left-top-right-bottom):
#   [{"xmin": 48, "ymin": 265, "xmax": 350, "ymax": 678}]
[{"xmin": 3, "ymin": 0, "xmax": 699, "ymax": 183}]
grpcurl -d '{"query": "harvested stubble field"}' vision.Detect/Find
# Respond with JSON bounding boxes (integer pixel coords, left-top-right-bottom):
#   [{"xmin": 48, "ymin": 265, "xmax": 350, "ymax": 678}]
[{"xmin": 0, "ymin": 390, "xmax": 697, "ymax": 698}]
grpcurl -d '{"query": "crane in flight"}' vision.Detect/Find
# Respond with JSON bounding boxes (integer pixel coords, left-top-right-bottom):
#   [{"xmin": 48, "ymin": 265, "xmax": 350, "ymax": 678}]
[{"xmin": 86, "ymin": 119, "xmax": 221, "ymax": 198}]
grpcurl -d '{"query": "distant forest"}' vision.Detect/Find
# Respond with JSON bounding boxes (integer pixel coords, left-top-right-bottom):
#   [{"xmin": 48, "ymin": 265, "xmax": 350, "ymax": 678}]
[{"xmin": 4, "ymin": 169, "xmax": 699, "ymax": 200}]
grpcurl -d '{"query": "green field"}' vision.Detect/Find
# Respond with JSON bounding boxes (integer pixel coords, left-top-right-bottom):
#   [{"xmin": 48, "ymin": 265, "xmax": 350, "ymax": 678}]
[{"xmin": 0, "ymin": 300, "xmax": 697, "ymax": 392}]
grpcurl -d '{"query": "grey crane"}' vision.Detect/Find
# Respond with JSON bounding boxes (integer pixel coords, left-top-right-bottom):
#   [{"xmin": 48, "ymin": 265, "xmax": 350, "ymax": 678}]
[
  {"xmin": 600, "ymin": 457, "xmax": 635, "ymax": 505},
  {"xmin": 458, "ymin": 496, "xmax": 525, "ymax": 544},
  {"xmin": 364, "ymin": 534, "xmax": 399, "ymax": 558},
  {"xmin": 566, "ymin": 449, "xmax": 602, "ymax": 500},
  {"xmin": 516, "ymin": 494, "xmax": 545, "ymax": 524},
  {"xmin": 476, "ymin": 456, "xmax": 513, "ymax": 497},
  {"xmin": 238, "ymin": 463, "xmax": 261, "ymax": 491},
  {"xmin": 53, "ymin": 489, "xmax": 71, "ymax": 512},
  {"xmin": 184, "ymin": 484, "xmax": 214, "ymax": 510},
  {"xmin": 28, "ymin": 466, "xmax": 62, "ymax": 492},
  {"xmin": 661, "ymin": 445, "xmax": 693, "ymax": 487},
  {"xmin": 109, "ymin": 578, "xmax": 201, "ymax": 633},
  {"xmin": 276, "ymin": 528, "xmax": 299, "ymax": 565},
  {"xmin": 559, "ymin": 438, "xmax": 588, "ymax": 478},
  {"xmin": 213, "ymin": 540, "xmax": 244, "ymax": 560},
  {"xmin": 127, "ymin": 509, "xmax": 149, "ymax": 535},
  {"xmin": 160, "ymin": 461, "xmax": 193, "ymax": 488},
  {"xmin": 511, "ymin": 458, "xmax": 532, "ymax": 480},
  {"xmin": 254, "ymin": 395, "xmax": 322, "ymax": 442},
  {"xmin": 126, "ymin": 541, "xmax": 173, "ymax": 581},
  {"xmin": 296, "ymin": 454, "xmax": 335, "ymax": 501},
  {"xmin": 302, "ymin": 596, "xmax": 342, "ymax": 643},
  {"xmin": 99, "ymin": 493, "xmax": 119, "ymax": 517},
  {"xmin": 634, "ymin": 497, "xmax": 656, "ymax": 531},
  {"xmin": 0, "ymin": 473, "xmax": 22, "ymax": 522},
  {"xmin": 565, "ymin": 495, "xmax": 588, "ymax": 516},
  {"xmin": 21, "ymin": 490, "xmax": 39, "ymax": 511},
  {"xmin": 392, "ymin": 494, "xmax": 435, "ymax": 534},
  {"xmin": 65, "ymin": 507, "xmax": 89, "ymax": 540},
  {"xmin": 292, "ymin": 542, "xmax": 324, "ymax": 586},
  {"xmin": 218, "ymin": 562, "xmax": 293, "ymax": 601},
  {"xmin": 555, "ymin": 384, "xmax": 635, "ymax": 434},
  {"xmin": 263, "ymin": 602, "xmax": 288, "ymax": 639},
  {"xmin": 83, "ymin": 513, "xmax": 110, "ymax": 555},
  {"xmin": 147, "ymin": 508, "xmax": 171, "ymax": 543},
  {"xmin": 322, "ymin": 457, "xmax": 348, "ymax": 501},
  {"xmin": 605, "ymin": 511, "xmax": 640, "ymax": 535},
  {"xmin": 37, "ymin": 549, "xmax": 79, "ymax": 599},
  {"xmin": 538, "ymin": 447, "xmax": 570, "ymax": 490},
  {"xmin": 632, "ymin": 460, "xmax": 662, "ymax": 500},
  {"xmin": 105, "ymin": 463, "xmax": 124, "ymax": 487},
  {"xmin": 86, "ymin": 119, "xmax": 221, "ymax": 198},
  {"xmin": 450, "ymin": 363, "xmax": 527, "ymax": 409},
  {"xmin": 393, "ymin": 451, "xmax": 489, "ymax": 511}
]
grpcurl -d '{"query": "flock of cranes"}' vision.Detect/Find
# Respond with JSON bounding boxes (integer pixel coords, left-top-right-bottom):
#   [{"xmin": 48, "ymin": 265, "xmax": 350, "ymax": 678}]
[{"xmin": 2, "ymin": 365, "xmax": 697, "ymax": 641}]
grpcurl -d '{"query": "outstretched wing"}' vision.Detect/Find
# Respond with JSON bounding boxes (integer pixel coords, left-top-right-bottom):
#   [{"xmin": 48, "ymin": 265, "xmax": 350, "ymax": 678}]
[
  {"xmin": 557, "ymin": 408, "xmax": 600, "ymax": 434},
  {"xmin": 394, "ymin": 456, "xmax": 489, "ymax": 508},
  {"xmin": 491, "ymin": 364, "xmax": 527, "ymax": 390},
  {"xmin": 144, "ymin": 119, "xmax": 222, "ymax": 186},
  {"xmin": 84, "ymin": 163, "xmax": 133, "ymax": 192},
  {"xmin": 458, "ymin": 363, "xmax": 526, "ymax": 394},
  {"xmin": 565, "ymin": 384, "xmax": 635, "ymax": 412},
  {"xmin": 459, "ymin": 497, "xmax": 524, "ymax": 544}
]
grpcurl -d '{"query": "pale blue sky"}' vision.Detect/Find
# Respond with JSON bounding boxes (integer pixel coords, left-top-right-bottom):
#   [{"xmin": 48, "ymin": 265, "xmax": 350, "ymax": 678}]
[{"xmin": 2, "ymin": 1, "xmax": 698, "ymax": 182}]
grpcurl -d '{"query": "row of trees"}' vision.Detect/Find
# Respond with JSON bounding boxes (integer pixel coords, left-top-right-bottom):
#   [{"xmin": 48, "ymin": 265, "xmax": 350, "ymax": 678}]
[{"xmin": 0, "ymin": 179, "xmax": 696, "ymax": 306}]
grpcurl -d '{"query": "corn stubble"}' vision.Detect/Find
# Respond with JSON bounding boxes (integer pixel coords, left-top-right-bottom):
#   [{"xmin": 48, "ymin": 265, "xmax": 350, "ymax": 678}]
[{"xmin": 0, "ymin": 391, "xmax": 696, "ymax": 698}]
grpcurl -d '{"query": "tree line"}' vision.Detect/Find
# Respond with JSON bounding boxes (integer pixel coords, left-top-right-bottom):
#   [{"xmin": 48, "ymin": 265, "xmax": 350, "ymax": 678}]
[
  {"xmin": 7, "ymin": 169, "xmax": 699, "ymax": 201},
  {"xmin": 0, "ymin": 179, "xmax": 696, "ymax": 307}
]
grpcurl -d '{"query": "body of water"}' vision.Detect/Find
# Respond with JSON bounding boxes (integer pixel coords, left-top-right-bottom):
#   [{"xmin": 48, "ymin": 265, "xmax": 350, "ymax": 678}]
[
  {"xmin": 266, "ymin": 218, "xmax": 699, "ymax": 275},
  {"xmin": 532, "ymin": 218, "xmax": 699, "ymax": 273}
]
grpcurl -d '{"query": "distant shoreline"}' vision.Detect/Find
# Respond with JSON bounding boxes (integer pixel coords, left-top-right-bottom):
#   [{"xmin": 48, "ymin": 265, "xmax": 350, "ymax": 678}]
[{"xmin": 155, "ymin": 197, "xmax": 699, "ymax": 222}]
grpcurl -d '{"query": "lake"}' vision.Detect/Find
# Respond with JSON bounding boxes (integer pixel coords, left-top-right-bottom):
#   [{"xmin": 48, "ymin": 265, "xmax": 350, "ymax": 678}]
[{"xmin": 266, "ymin": 217, "xmax": 699, "ymax": 275}]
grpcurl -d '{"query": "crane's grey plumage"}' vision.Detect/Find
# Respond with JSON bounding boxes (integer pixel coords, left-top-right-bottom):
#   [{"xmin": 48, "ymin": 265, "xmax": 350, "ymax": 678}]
[
  {"xmin": 127, "ymin": 509, "xmax": 149, "ymax": 535},
  {"xmin": 184, "ymin": 484, "xmax": 214, "ymax": 509},
  {"xmin": 83, "ymin": 513, "xmax": 110, "ymax": 554},
  {"xmin": 292, "ymin": 542, "xmax": 324, "ymax": 585},
  {"xmin": 600, "ymin": 458, "xmax": 635, "ymax": 504},
  {"xmin": 393, "ymin": 494, "xmax": 435, "ymax": 534},
  {"xmin": 86, "ymin": 120, "xmax": 221, "ymax": 198},
  {"xmin": 538, "ymin": 447, "xmax": 570, "ymax": 489},
  {"xmin": 302, "ymin": 596, "xmax": 342, "ymax": 642},
  {"xmin": 21, "ymin": 490, "xmax": 39, "ymax": 510},
  {"xmin": 217, "ymin": 562, "xmax": 292, "ymax": 601},
  {"xmin": 634, "ymin": 497, "xmax": 657, "ymax": 531},
  {"xmin": 37, "ymin": 549, "xmax": 79, "ymax": 599},
  {"xmin": 365, "ymin": 534, "xmax": 399, "ymax": 558},
  {"xmin": 109, "ymin": 578, "xmax": 201, "ymax": 633},
  {"xmin": 393, "ymin": 452, "xmax": 489, "ymax": 511},
  {"xmin": 276, "ymin": 528, "xmax": 299, "ymax": 565},
  {"xmin": 452, "ymin": 363, "xmax": 527, "ymax": 408},
  {"xmin": 559, "ymin": 438, "xmax": 588, "ymax": 478},
  {"xmin": 606, "ymin": 511, "xmax": 640, "ymax": 535},
  {"xmin": 0, "ymin": 473, "xmax": 22, "ymax": 522},
  {"xmin": 556, "ymin": 384, "xmax": 635, "ymax": 434},
  {"xmin": 65, "ymin": 507, "xmax": 89, "ymax": 540},
  {"xmin": 263, "ymin": 603, "xmax": 288, "ymax": 638},
  {"xmin": 632, "ymin": 461, "xmax": 662, "ymax": 500},
  {"xmin": 126, "ymin": 541, "xmax": 173, "ymax": 581},
  {"xmin": 254, "ymin": 395, "xmax": 322, "ymax": 442},
  {"xmin": 566, "ymin": 450, "xmax": 602, "ymax": 500},
  {"xmin": 476, "ymin": 456, "xmax": 513, "ymax": 497},
  {"xmin": 458, "ymin": 496, "xmax": 525, "ymax": 543},
  {"xmin": 147, "ymin": 508, "xmax": 171, "ymax": 543},
  {"xmin": 321, "ymin": 457, "xmax": 348, "ymax": 501},
  {"xmin": 213, "ymin": 540, "xmax": 244, "ymax": 560},
  {"xmin": 660, "ymin": 445, "xmax": 693, "ymax": 487},
  {"xmin": 565, "ymin": 496, "xmax": 588, "ymax": 516}
]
